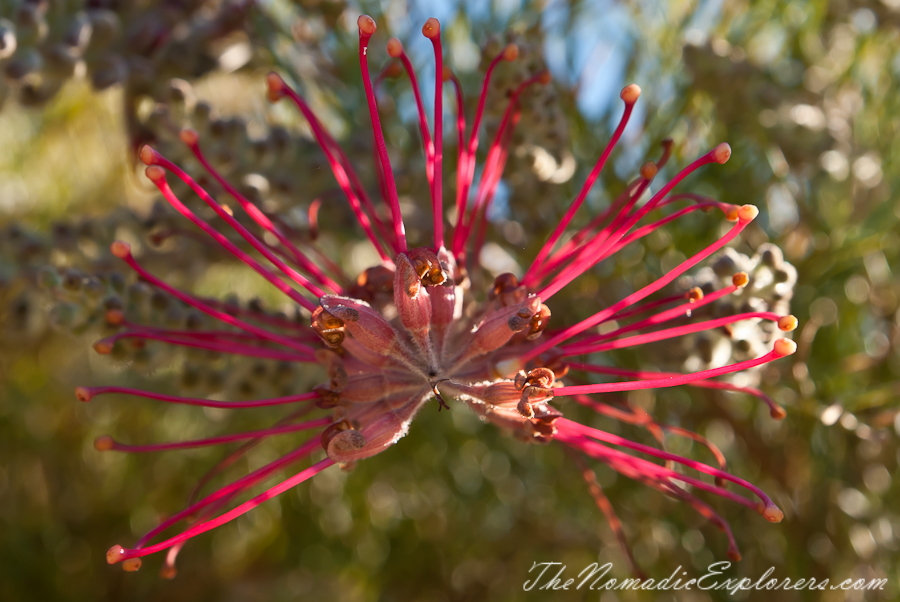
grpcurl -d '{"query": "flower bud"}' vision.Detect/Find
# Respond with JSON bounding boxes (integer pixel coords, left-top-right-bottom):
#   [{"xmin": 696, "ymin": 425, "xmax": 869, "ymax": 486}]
[{"xmin": 321, "ymin": 295, "xmax": 399, "ymax": 358}]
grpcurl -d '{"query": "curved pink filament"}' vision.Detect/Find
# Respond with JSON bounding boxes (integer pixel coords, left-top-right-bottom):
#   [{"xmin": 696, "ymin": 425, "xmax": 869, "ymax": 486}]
[
  {"xmin": 100, "ymin": 330, "xmax": 313, "ymax": 361},
  {"xmin": 394, "ymin": 50, "xmax": 434, "ymax": 186},
  {"xmin": 114, "ymin": 250, "xmax": 314, "ymax": 355},
  {"xmin": 132, "ymin": 439, "xmax": 322, "ymax": 550},
  {"xmin": 571, "ymin": 284, "xmax": 739, "ymax": 349},
  {"xmin": 276, "ymin": 82, "xmax": 393, "ymax": 260},
  {"xmin": 358, "ymin": 28, "xmax": 407, "ymax": 251},
  {"xmin": 449, "ymin": 75, "xmax": 468, "ymax": 232},
  {"xmin": 567, "ymin": 363, "xmax": 784, "ymax": 417},
  {"xmin": 148, "ymin": 170, "xmax": 319, "ymax": 311},
  {"xmin": 428, "ymin": 30, "xmax": 445, "ymax": 249},
  {"xmin": 561, "ymin": 311, "xmax": 782, "ymax": 356},
  {"xmin": 115, "ymin": 458, "xmax": 334, "ymax": 560},
  {"xmin": 81, "ymin": 386, "xmax": 319, "ymax": 409},
  {"xmin": 525, "ymin": 219, "xmax": 750, "ymax": 361},
  {"xmin": 453, "ymin": 48, "xmax": 515, "ymax": 247},
  {"xmin": 182, "ymin": 139, "xmax": 342, "ymax": 293},
  {"xmin": 524, "ymin": 93, "xmax": 638, "ymax": 282},
  {"xmin": 553, "ymin": 348, "xmax": 785, "ymax": 396},
  {"xmin": 538, "ymin": 147, "xmax": 724, "ymax": 301},
  {"xmin": 105, "ymin": 417, "xmax": 330, "ymax": 453},
  {"xmin": 556, "ymin": 421, "xmax": 777, "ymax": 509}
]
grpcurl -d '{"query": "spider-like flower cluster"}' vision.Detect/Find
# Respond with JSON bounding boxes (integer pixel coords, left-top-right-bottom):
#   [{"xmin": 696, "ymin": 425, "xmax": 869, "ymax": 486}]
[{"xmin": 75, "ymin": 15, "xmax": 798, "ymax": 577}]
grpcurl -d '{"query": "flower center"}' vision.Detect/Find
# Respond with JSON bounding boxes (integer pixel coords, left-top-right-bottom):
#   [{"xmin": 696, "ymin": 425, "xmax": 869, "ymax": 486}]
[{"xmin": 311, "ymin": 247, "xmax": 559, "ymax": 464}]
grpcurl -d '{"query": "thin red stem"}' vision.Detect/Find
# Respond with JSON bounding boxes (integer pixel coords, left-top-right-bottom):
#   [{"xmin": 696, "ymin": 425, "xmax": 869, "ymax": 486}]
[
  {"xmin": 146, "ymin": 166, "xmax": 319, "ymax": 311},
  {"xmin": 608, "ymin": 293, "xmax": 690, "ymax": 321},
  {"xmin": 561, "ymin": 311, "xmax": 781, "ymax": 356},
  {"xmin": 394, "ymin": 50, "xmax": 434, "ymax": 185},
  {"xmin": 553, "ymin": 348, "xmax": 785, "ymax": 396},
  {"xmin": 473, "ymin": 110, "xmax": 518, "ymax": 258},
  {"xmin": 567, "ymin": 450, "xmax": 644, "ymax": 578},
  {"xmin": 567, "ymin": 364, "xmax": 785, "ymax": 418},
  {"xmin": 559, "ymin": 433, "xmax": 757, "ymax": 511},
  {"xmin": 188, "ymin": 406, "xmax": 317, "ymax": 505},
  {"xmin": 538, "ymin": 147, "xmax": 727, "ymax": 300},
  {"xmin": 103, "ymin": 417, "xmax": 331, "ymax": 453},
  {"xmin": 454, "ymin": 74, "xmax": 544, "ymax": 255},
  {"xmin": 525, "ymin": 219, "xmax": 750, "ymax": 361},
  {"xmin": 571, "ymin": 396, "xmax": 727, "ymax": 472},
  {"xmin": 119, "ymin": 321, "xmax": 272, "ymax": 343},
  {"xmin": 530, "ymin": 174, "xmax": 656, "ymax": 288},
  {"xmin": 99, "ymin": 330, "xmax": 313, "ymax": 361},
  {"xmin": 608, "ymin": 203, "xmax": 727, "ymax": 254},
  {"xmin": 454, "ymin": 47, "xmax": 515, "ymax": 248},
  {"xmin": 524, "ymin": 89, "xmax": 639, "ymax": 282},
  {"xmin": 182, "ymin": 136, "xmax": 342, "ymax": 293},
  {"xmin": 571, "ymin": 284, "xmax": 739, "ymax": 349},
  {"xmin": 274, "ymin": 79, "xmax": 393, "ymax": 260},
  {"xmin": 114, "ymin": 458, "xmax": 334, "ymax": 560},
  {"xmin": 359, "ymin": 23, "xmax": 407, "ymax": 251},
  {"xmin": 113, "ymin": 247, "xmax": 314, "ymax": 355},
  {"xmin": 131, "ymin": 439, "xmax": 321, "ymax": 550},
  {"xmin": 449, "ymin": 75, "xmax": 468, "ymax": 231},
  {"xmin": 556, "ymin": 419, "xmax": 778, "ymax": 510},
  {"xmin": 428, "ymin": 29, "xmax": 445, "ymax": 249},
  {"xmin": 79, "ymin": 386, "xmax": 319, "ymax": 409}
]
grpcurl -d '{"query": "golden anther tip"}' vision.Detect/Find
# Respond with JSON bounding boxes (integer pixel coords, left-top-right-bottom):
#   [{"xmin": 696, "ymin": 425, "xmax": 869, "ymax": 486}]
[
  {"xmin": 94, "ymin": 435, "xmax": 115, "ymax": 451},
  {"xmin": 686, "ymin": 287, "xmax": 704, "ymax": 301},
  {"xmin": 122, "ymin": 558, "xmax": 142, "ymax": 572},
  {"xmin": 538, "ymin": 71, "xmax": 552, "ymax": 85},
  {"xmin": 712, "ymin": 142, "xmax": 732, "ymax": 164},
  {"xmin": 265, "ymin": 72, "xmax": 285, "ymax": 102},
  {"xmin": 773, "ymin": 338, "xmax": 797, "ymax": 357},
  {"xmin": 737, "ymin": 204, "xmax": 759, "ymax": 224},
  {"xmin": 770, "ymin": 406, "xmax": 787, "ymax": 420},
  {"xmin": 357, "ymin": 15, "xmax": 377, "ymax": 36},
  {"xmin": 92, "ymin": 340, "xmax": 113, "ymax": 355},
  {"xmin": 778, "ymin": 315, "xmax": 798, "ymax": 332},
  {"xmin": 105, "ymin": 308, "xmax": 124, "ymax": 325},
  {"xmin": 762, "ymin": 504, "xmax": 784, "ymax": 523},
  {"xmin": 502, "ymin": 44, "xmax": 519, "ymax": 61},
  {"xmin": 731, "ymin": 271, "xmax": 749, "ymax": 288},
  {"xmin": 265, "ymin": 72, "xmax": 283, "ymax": 89},
  {"xmin": 639, "ymin": 161, "xmax": 657, "ymax": 180},
  {"xmin": 138, "ymin": 145, "xmax": 157, "ymax": 166},
  {"xmin": 110, "ymin": 240, "xmax": 131, "ymax": 259},
  {"xmin": 725, "ymin": 205, "xmax": 740, "ymax": 222},
  {"xmin": 75, "ymin": 386, "xmax": 92, "ymax": 402},
  {"xmin": 620, "ymin": 83, "xmax": 641, "ymax": 104},
  {"xmin": 386, "ymin": 37, "xmax": 402, "ymax": 57},
  {"xmin": 145, "ymin": 165, "xmax": 165, "ymax": 182},
  {"xmin": 422, "ymin": 18, "xmax": 440, "ymax": 39},
  {"xmin": 144, "ymin": 165, "xmax": 166, "ymax": 183},
  {"xmin": 106, "ymin": 545, "xmax": 125, "ymax": 564},
  {"xmin": 179, "ymin": 128, "xmax": 199, "ymax": 146},
  {"xmin": 441, "ymin": 65, "xmax": 453, "ymax": 81}
]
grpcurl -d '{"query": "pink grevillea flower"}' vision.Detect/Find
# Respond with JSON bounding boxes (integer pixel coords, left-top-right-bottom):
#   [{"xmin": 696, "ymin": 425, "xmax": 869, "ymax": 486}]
[{"xmin": 80, "ymin": 15, "xmax": 799, "ymax": 576}]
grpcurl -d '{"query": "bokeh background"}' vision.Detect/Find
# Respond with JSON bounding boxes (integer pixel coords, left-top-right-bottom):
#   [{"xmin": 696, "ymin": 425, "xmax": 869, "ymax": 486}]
[{"xmin": 1, "ymin": 0, "xmax": 899, "ymax": 600}]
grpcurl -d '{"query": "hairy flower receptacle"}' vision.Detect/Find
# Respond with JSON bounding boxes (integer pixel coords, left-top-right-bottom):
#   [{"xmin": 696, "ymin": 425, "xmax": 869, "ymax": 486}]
[{"xmin": 310, "ymin": 247, "xmax": 562, "ymax": 459}]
